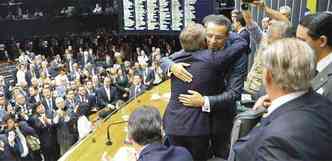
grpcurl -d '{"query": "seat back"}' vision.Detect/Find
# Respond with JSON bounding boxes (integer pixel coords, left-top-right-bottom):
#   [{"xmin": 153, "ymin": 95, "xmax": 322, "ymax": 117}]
[{"xmin": 227, "ymin": 108, "xmax": 266, "ymax": 161}]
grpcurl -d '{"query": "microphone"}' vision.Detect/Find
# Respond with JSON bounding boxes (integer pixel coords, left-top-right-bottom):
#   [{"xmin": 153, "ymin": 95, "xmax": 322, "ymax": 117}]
[{"xmin": 105, "ymin": 120, "xmax": 128, "ymax": 146}]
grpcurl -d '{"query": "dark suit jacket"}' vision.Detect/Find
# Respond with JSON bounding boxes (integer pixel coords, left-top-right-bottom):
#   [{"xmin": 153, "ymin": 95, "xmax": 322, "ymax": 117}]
[
  {"xmin": 312, "ymin": 62, "xmax": 332, "ymax": 102},
  {"xmin": 162, "ymin": 33, "xmax": 247, "ymax": 136},
  {"xmin": 137, "ymin": 143, "xmax": 193, "ymax": 161},
  {"xmin": 29, "ymin": 115, "xmax": 57, "ymax": 153},
  {"xmin": 128, "ymin": 84, "xmax": 147, "ymax": 99},
  {"xmin": 41, "ymin": 98, "xmax": 56, "ymax": 119},
  {"xmin": 239, "ymin": 28, "xmax": 251, "ymax": 55},
  {"xmin": 233, "ymin": 91, "xmax": 332, "ymax": 161},
  {"xmin": 96, "ymin": 86, "xmax": 119, "ymax": 108},
  {"xmin": 75, "ymin": 94, "xmax": 96, "ymax": 108},
  {"xmin": 0, "ymin": 138, "xmax": 20, "ymax": 161}
]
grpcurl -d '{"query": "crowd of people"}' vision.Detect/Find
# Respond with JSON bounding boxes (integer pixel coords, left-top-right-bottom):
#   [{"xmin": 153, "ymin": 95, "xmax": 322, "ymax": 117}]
[
  {"xmin": 1, "ymin": 0, "xmax": 332, "ymax": 161},
  {"xmin": 158, "ymin": 1, "xmax": 332, "ymax": 161},
  {"xmin": 0, "ymin": 30, "xmax": 175, "ymax": 160}
]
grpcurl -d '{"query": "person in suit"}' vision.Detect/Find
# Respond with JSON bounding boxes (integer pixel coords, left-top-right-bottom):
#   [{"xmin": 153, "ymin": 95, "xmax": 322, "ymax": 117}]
[
  {"xmin": 53, "ymin": 97, "xmax": 76, "ymax": 155},
  {"xmin": 14, "ymin": 93, "xmax": 32, "ymax": 122},
  {"xmin": 162, "ymin": 22, "xmax": 247, "ymax": 161},
  {"xmin": 65, "ymin": 89, "xmax": 78, "ymax": 115},
  {"xmin": 296, "ymin": 12, "xmax": 332, "ymax": 102},
  {"xmin": 96, "ymin": 77, "xmax": 119, "ymax": 109},
  {"xmin": 0, "ymin": 137, "xmax": 21, "ymax": 161},
  {"xmin": 75, "ymin": 86, "xmax": 95, "ymax": 109},
  {"xmin": 233, "ymin": 13, "xmax": 250, "ymax": 56},
  {"xmin": 0, "ymin": 76, "xmax": 10, "ymax": 100},
  {"xmin": 30, "ymin": 102, "xmax": 58, "ymax": 161},
  {"xmin": 6, "ymin": 114, "xmax": 44, "ymax": 161},
  {"xmin": 161, "ymin": 15, "xmax": 248, "ymax": 160},
  {"xmin": 128, "ymin": 74, "xmax": 147, "ymax": 99},
  {"xmin": 128, "ymin": 106, "xmax": 193, "ymax": 161},
  {"xmin": 28, "ymin": 87, "xmax": 41, "ymax": 104},
  {"xmin": 0, "ymin": 94, "xmax": 8, "ymax": 123},
  {"xmin": 140, "ymin": 63, "xmax": 155, "ymax": 88},
  {"xmin": 41, "ymin": 88, "xmax": 55, "ymax": 119},
  {"xmin": 233, "ymin": 38, "xmax": 332, "ymax": 161}
]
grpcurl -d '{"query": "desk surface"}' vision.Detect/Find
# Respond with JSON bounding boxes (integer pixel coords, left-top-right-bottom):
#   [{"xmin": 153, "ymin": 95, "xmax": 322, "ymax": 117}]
[{"xmin": 59, "ymin": 80, "xmax": 171, "ymax": 161}]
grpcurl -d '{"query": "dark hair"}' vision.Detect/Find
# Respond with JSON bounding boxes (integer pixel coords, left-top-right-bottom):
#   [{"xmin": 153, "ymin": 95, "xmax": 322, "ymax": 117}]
[
  {"xmin": 3, "ymin": 113, "xmax": 16, "ymax": 122},
  {"xmin": 299, "ymin": 13, "xmax": 316, "ymax": 27},
  {"xmin": 77, "ymin": 103, "xmax": 90, "ymax": 117},
  {"xmin": 32, "ymin": 102, "xmax": 42, "ymax": 114},
  {"xmin": 304, "ymin": 12, "xmax": 332, "ymax": 46},
  {"xmin": 128, "ymin": 106, "xmax": 162, "ymax": 145},
  {"xmin": 235, "ymin": 13, "xmax": 246, "ymax": 27},
  {"xmin": 202, "ymin": 14, "xmax": 232, "ymax": 32}
]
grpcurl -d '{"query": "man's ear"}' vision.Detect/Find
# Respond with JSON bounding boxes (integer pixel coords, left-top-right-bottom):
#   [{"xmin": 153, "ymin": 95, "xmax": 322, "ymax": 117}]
[
  {"xmin": 264, "ymin": 69, "xmax": 273, "ymax": 86},
  {"xmin": 319, "ymin": 35, "xmax": 328, "ymax": 48}
]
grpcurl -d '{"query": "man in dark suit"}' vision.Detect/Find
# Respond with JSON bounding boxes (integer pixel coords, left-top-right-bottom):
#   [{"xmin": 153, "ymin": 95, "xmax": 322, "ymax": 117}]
[
  {"xmin": 233, "ymin": 39, "xmax": 332, "ymax": 161},
  {"xmin": 28, "ymin": 87, "xmax": 41, "ymax": 104},
  {"xmin": 233, "ymin": 13, "xmax": 250, "ymax": 56},
  {"xmin": 13, "ymin": 93, "xmax": 31, "ymax": 122},
  {"xmin": 128, "ymin": 106, "xmax": 193, "ymax": 161},
  {"xmin": 96, "ymin": 77, "xmax": 119, "ymax": 109},
  {"xmin": 30, "ymin": 102, "xmax": 58, "ymax": 161},
  {"xmin": 41, "ymin": 88, "xmax": 55, "ymax": 119},
  {"xmin": 296, "ymin": 12, "xmax": 332, "ymax": 101},
  {"xmin": 75, "ymin": 86, "xmax": 96, "ymax": 109},
  {"xmin": 162, "ymin": 22, "xmax": 247, "ymax": 161},
  {"xmin": 128, "ymin": 74, "xmax": 147, "ymax": 99},
  {"xmin": 162, "ymin": 15, "xmax": 248, "ymax": 159}
]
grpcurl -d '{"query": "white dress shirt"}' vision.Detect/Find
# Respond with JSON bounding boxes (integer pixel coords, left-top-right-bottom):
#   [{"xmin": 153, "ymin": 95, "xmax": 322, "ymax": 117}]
[
  {"xmin": 78, "ymin": 115, "xmax": 92, "ymax": 139},
  {"xmin": 264, "ymin": 90, "xmax": 307, "ymax": 117},
  {"xmin": 317, "ymin": 52, "xmax": 332, "ymax": 72}
]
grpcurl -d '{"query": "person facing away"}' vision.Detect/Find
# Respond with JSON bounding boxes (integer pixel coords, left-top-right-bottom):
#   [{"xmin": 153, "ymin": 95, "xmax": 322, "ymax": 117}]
[
  {"xmin": 128, "ymin": 106, "xmax": 193, "ymax": 161},
  {"xmin": 233, "ymin": 38, "xmax": 332, "ymax": 161}
]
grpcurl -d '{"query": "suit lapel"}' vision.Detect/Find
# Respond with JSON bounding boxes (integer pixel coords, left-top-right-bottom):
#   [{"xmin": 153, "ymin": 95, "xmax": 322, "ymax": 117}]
[{"xmin": 312, "ymin": 63, "xmax": 332, "ymax": 91}]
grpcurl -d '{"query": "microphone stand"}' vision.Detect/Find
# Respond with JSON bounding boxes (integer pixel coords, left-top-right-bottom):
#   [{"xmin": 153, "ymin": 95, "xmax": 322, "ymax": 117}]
[{"xmin": 105, "ymin": 120, "xmax": 128, "ymax": 146}]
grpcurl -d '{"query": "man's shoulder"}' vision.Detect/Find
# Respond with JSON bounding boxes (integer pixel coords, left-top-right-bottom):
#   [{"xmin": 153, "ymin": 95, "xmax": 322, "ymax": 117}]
[{"xmin": 140, "ymin": 144, "xmax": 193, "ymax": 161}]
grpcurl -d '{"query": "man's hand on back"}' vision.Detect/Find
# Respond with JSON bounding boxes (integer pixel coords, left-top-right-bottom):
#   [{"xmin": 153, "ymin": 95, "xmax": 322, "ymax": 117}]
[
  {"xmin": 179, "ymin": 90, "xmax": 205, "ymax": 107},
  {"xmin": 170, "ymin": 63, "xmax": 193, "ymax": 82}
]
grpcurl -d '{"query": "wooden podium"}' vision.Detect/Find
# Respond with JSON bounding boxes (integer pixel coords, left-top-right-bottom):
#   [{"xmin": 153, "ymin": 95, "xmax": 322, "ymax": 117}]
[{"xmin": 59, "ymin": 80, "xmax": 171, "ymax": 161}]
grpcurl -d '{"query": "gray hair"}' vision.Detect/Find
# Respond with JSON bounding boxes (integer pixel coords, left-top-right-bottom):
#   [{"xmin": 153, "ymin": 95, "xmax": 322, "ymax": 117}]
[
  {"xmin": 55, "ymin": 97, "xmax": 64, "ymax": 104},
  {"xmin": 179, "ymin": 23, "xmax": 206, "ymax": 52},
  {"xmin": 279, "ymin": 5, "xmax": 291, "ymax": 18},
  {"xmin": 262, "ymin": 38, "xmax": 316, "ymax": 92},
  {"xmin": 128, "ymin": 106, "xmax": 162, "ymax": 145}
]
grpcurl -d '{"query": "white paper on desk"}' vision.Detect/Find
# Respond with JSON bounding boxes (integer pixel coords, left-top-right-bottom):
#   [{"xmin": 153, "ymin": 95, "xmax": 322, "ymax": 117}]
[
  {"xmin": 112, "ymin": 147, "xmax": 136, "ymax": 161},
  {"xmin": 151, "ymin": 93, "xmax": 161, "ymax": 100},
  {"xmin": 162, "ymin": 92, "xmax": 171, "ymax": 100}
]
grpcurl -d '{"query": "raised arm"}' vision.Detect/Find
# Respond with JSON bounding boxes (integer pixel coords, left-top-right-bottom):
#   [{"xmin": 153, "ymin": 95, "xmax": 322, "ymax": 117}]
[{"xmin": 253, "ymin": 1, "xmax": 289, "ymax": 22}]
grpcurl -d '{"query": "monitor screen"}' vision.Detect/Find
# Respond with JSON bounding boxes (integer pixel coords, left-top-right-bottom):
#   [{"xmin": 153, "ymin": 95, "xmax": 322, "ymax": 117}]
[{"xmin": 120, "ymin": 0, "xmax": 215, "ymax": 33}]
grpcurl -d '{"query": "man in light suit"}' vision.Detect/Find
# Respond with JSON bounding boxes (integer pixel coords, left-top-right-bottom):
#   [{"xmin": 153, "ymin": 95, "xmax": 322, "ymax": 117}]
[
  {"xmin": 233, "ymin": 39, "xmax": 332, "ymax": 161},
  {"xmin": 128, "ymin": 106, "xmax": 193, "ymax": 161},
  {"xmin": 297, "ymin": 12, "xmax": 332, "ymax": 101}
]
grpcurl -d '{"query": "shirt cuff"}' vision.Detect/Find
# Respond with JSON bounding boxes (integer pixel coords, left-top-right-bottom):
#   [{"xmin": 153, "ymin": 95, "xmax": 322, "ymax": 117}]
[{"xmin": 202, "ymin": 96, "xmax": 211, "ymax": 112}]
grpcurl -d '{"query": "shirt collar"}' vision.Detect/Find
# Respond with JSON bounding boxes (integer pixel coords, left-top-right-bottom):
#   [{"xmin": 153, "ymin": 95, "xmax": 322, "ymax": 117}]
[
  {"xmin": 136, "ymin": 144, "xmax": 149, "ymax": 160},
  {"xmin": 238, "ymin": 27, "xmax": 246, "ymax": 34},
  {"xmin": 317, "ymin": 52, "xmax": 332, "ymax": 72},
  {"xmin": 265, "ymin": 90, "xmax": 307, "ymax": 117}
]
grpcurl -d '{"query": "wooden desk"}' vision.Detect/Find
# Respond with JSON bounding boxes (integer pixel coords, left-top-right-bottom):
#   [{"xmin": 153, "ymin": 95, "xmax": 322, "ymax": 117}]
[{"xmin": 59, "ymin": 80, "xmax": 171, "ymax": 161}]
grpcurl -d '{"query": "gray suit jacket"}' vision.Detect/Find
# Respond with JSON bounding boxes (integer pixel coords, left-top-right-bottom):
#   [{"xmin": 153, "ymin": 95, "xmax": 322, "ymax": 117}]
[{"xmin": 312, "ymin": 62, "xmax": 332, "ymax": 102}]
